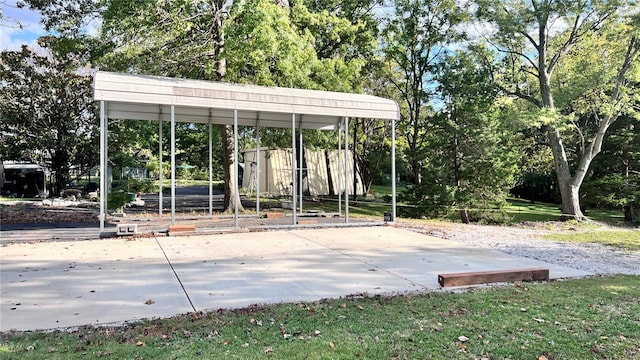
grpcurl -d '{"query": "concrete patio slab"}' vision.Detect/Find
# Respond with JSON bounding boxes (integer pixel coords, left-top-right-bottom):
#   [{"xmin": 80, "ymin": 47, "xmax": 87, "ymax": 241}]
[
  {"xmin": 1, "ymin": 238, "xmax": 193, "ymax": 331},
  {"xmin": 0, "ymin": 226, "xmax": 592, "ymax": 332}
]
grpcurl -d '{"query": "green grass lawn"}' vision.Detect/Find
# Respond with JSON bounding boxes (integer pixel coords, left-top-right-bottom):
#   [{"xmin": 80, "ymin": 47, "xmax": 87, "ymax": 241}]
[
  {"xmin": 2, "ymin": 275, "xmax": 638, "ymax": 359},
  {"xmin": 505, "ymin": 198, "xmax": 628, "ymax": 224},
  {"xmin": 544, "ymin": 230, "xmax": 640, "ymax": 252}
]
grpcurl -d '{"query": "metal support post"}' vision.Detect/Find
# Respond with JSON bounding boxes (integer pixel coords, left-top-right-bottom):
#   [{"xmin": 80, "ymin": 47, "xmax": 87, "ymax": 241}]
[
  {"xmin": 170, "ymin": 105, "xmax": 176, "ymax": 225},
  {"xmin": 344, "ymin": 117, "xmax": 349, "ymax": 223}
]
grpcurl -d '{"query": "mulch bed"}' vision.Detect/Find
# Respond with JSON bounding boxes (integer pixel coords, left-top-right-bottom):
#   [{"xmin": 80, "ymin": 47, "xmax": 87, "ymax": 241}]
[{"xmin": 0, "ymin": 206, "xmax": 99, "ymax": 225}]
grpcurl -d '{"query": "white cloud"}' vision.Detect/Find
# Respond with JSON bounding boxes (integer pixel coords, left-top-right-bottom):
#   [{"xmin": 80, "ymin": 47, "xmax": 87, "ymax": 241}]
[{"xmin": 1, "ymin": 0, "xmax": 47, "ymax": 51}]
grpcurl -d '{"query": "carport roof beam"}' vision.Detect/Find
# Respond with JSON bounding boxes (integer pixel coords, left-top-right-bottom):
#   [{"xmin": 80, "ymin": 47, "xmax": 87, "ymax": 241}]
[{"xmin": 93, "ymin": 72, "xmax": 400, "ymax": 128}]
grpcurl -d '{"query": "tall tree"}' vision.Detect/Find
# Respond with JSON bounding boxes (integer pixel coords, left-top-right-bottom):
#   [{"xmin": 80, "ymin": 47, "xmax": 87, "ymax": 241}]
[
  {"xmin": 99, "ymin": 0, "xmax": 244, "ymax": 212},
  {"xmin": 0, "ymin": 37, "xmax": 98, "ymax": 195},
  {"xmin": 381, "ymin": 0, "xmax": 466, "ymax": 185},
  {"xmin": 435, "ymin": 51, "xmax": 522, "ymax": 208},
  {"xmin": 476, "ymin": 0, "xmax": 640, "ymax": 220},
  {"xmin": 401, "ymin": 50, "xmax": 523, "ymax": 218}
]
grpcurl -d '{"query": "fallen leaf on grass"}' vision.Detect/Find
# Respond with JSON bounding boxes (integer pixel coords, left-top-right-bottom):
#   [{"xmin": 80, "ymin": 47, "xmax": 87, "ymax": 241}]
[
  {"xmin": 329, "ymin": 341, "xmax": 336, "ymax": 349},
  {"xmin": 458, "ymin": 336, "xmax": 469, "ymax": 342},
  {"xmin": 534, "ymin": 318, "xmax": 545, "ymax": 323},
  {"xmin": 314, "ymin": 330, "xmax": 322, "ymax": 336},
  {"xmin": 136, "ymin": 341, "xmax": 146, "ymax": 347},
  {"xmin": 537, "ymin": 356, "xmax": 548, "ymax": 360},
  {"xmin": 183, "ymin": 330, "xmax": 191, "ymax": 338},
  {"xmin": 264, "ymin": 347, "xmax": 274, "ymax": 354}
]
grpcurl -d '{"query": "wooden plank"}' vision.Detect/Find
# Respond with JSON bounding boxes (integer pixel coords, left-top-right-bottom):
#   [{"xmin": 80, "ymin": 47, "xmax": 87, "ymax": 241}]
[
  {"xmin": 266, "ymin": 212, "xmax": 285, "ymax": 219},
  {"xmin": 438, "ymin": 268, "xmax": 549, "ymax": 287},
  {"xmin": 168, "ymin": 224, "xmax": 196, "ymax": 234},
  {"xmin": 297, "ymin": 219, "xmax": 318, "ymax": 225}
]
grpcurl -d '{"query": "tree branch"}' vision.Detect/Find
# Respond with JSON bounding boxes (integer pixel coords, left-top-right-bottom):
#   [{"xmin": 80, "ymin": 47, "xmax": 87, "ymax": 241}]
[{"xmin": 496, "ymin": 82, "xmax": 542, "ymax": 108}]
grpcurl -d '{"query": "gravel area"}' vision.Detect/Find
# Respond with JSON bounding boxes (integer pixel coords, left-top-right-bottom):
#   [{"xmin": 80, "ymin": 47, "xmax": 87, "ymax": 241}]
[{"xmin": 401, "ymin": 222, "xmax": 640, "ymax": 275}]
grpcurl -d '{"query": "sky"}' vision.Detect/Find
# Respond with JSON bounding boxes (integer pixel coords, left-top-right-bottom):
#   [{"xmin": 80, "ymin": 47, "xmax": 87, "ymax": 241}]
[{"xmin": 0, "ymin": 0, "xmax": 47, "ymax": 51}]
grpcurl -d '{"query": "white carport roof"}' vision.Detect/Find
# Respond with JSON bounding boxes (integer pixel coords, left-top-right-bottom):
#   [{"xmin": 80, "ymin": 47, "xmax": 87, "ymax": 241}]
[{"xmin": 93, "ymin": 72, "xmax": 400, "ymax": 129}]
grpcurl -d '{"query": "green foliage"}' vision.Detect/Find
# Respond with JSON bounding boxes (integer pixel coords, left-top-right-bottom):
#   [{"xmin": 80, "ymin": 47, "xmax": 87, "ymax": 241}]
[
  {"xmin": 106, "ymin": 191, "xmax": 130, "ymax": 212},
  {"xmin": 466, "ymin": 208, "xmax": 513, "ymax": 225},
  {"xmin": 582, "ymin": 174, "xmax": 639, "ymax": 209},
  {"xmin": 223, "ymin": 1, "xmax": 317, "ymax": 88},
  {"xmin": 399, "ymin": 182, "xmax": 455, "ymax": 218},
  {"xmin": 0, "ymin": 38, "xmax": 98, "ymax": 195},
  {"xmin": 99, "ymin": 0, "xmax": 223, "ymax": 79},
  {"xmin": 113, "ymin": 178, "xmax": 157, "ymax": 195},
  {"xmin": 399, "ymin": 50, "xmax": 523, "ymax": 217},
  {"xmin": 381, "ymin": 0, "xmax": 467, "ymax": 183}
]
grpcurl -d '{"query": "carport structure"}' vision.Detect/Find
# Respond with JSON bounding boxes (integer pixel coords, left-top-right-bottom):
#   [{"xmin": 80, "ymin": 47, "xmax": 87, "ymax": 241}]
[{"xmin": 93, "ymin": 72, "xmax": 400, "ymax": 233}]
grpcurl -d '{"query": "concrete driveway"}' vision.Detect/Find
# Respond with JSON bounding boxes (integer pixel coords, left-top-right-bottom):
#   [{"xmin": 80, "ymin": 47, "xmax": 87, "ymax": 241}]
[{"xmin": 0, "ymin": 226, "xmax": 591, "ymax": 332}]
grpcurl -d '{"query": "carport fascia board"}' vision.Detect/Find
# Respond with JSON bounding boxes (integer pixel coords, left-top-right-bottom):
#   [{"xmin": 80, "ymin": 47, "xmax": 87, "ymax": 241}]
[
  {"xmin": 94, "ymin": 71, "xmax": 400, "ymax": 233},
  {"xmin": 94, "ymin": 71, "xmax": 400, "ymax": 128}
]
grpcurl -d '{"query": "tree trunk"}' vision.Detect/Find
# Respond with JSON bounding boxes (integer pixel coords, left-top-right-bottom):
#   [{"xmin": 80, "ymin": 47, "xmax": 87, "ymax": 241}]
[
  {"xmin": 222, "ymin": 124, "xmax": 245, "ymax": 213},
  {"xmin": 52, "ymin": 149, "xmax": 68, "ymax": 197},
  {"xmin": 558, "ymin": 180, "xmax": 583, "ymax": 221},
  {"xmin": 459, "ymin": 209, "xmax": 470, "ymax": 224},
  {"xmin": 548, "ymin": 127, "xmax": 585, "ymax": 220},
  {"xmin": 624, "ymin": 205, "xmax": 635, "ymax": 222}
]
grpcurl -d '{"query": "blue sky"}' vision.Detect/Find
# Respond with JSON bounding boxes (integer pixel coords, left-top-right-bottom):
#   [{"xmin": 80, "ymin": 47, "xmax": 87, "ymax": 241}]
[{"xmin": 1, "ymin": 1, "xmax": 47, "ymax": 50}]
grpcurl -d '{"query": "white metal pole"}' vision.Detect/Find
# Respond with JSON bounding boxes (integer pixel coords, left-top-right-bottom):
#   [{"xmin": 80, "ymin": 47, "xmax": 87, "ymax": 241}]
[
  {"xmin": 99, "ymin": 101, "xmax": 105, "ymax": 233},
  {"xmin": 159, "ymin": 107, "xmax": 163, "ymax": 217},
  {"xmin": 104, "ymin": 103, "xmax": 109, "ymax": 203},
  {"xmin": 392, "ymin": 118, "xmax": 397, "ymax": 223},
  {"xmin": 338, "ymin": 122, "xmax": 341, "ymax": 216},
  {"xmin": 299, "ymin": 122, "xmax": 303, "ymax": 214},
  {"xmin": 344, "ymin": 116, "xmax": 349, "ymax": 223},
  {"xmin": 234, "ymin": 109, "xmax": 239, "ymax": 228},
  {"xmin": 256, "ymin": 117, "xmax": 261, "ymax": 217},
  {"xmin": 291, "ymin": 114, "xmax": 297, "ymax": 225},
  {"xmin": 209, "ymin": 109, "xmax": 213, "ymax": 216},
  {"xmin": 171, "ymin": 105, "xmax": 176, "ymax": 225}
]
